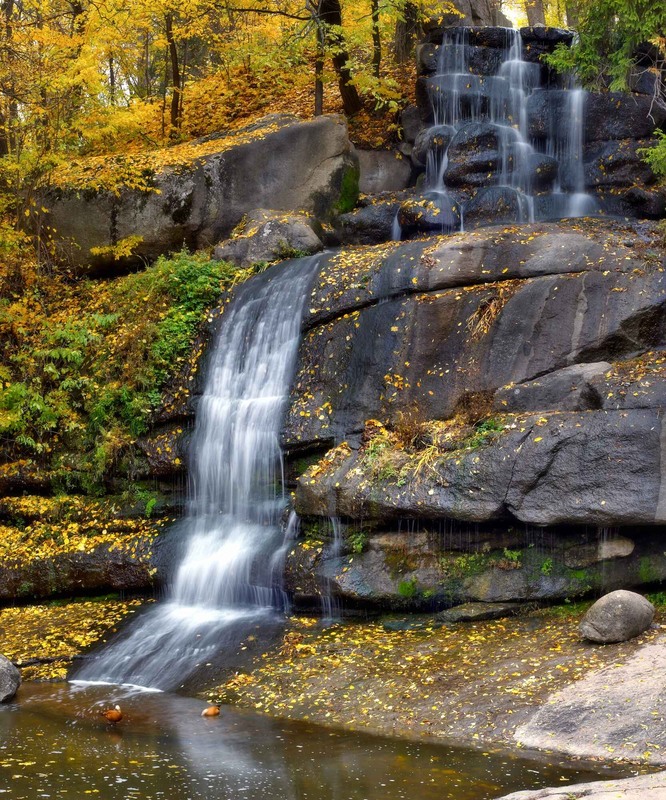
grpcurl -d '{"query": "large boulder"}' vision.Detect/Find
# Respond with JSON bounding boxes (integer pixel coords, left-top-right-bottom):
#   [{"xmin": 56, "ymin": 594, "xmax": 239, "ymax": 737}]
[
  {"xmin": 579, "ymin": 590, "xmax": 655, "ymax": 643},
  {"xmin": 41, "ymin": 114, "xmax": 358, "ymax": 271},
  {"xmin": 0, "ymin": 654, "xmax": 20, "ymax": 702}
]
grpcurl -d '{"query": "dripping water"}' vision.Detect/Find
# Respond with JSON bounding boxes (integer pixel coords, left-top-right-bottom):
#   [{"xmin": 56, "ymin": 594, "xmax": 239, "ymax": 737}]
[
  {"xmin": 76, "ymin": 256, "xmax": 319, "ymax": 690},
  {"xmin": 320, "ymin": 517, "xmax": 344, "ymax": 623}
]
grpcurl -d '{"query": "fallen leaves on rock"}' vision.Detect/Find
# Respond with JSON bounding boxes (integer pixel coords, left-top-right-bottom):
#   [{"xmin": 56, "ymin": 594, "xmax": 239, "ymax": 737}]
[
  {"xmin": 214, "ymin": 607, "xmax": 662, "ymax": 750},
  {"xmin": 0, "ymin": 597, "xmax": 149, "ymax": 681}
]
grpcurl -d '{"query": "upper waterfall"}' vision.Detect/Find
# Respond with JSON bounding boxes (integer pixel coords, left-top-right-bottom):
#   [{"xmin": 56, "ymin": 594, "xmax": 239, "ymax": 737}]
[
  {"xmin": 417, "ymin": 26, "xmax": 597, "ymax": 232},
  {"xmin": 76, "ymin": 256, "xmax": 319, "ymax": 690}
]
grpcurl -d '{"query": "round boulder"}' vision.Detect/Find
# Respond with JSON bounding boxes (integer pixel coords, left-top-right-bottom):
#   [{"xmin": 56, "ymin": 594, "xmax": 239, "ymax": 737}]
[
  {"xmin": 579, "ymin": 589, "xmax": 654, "ymax": 644},
  {"xmin": 0, "ymin": 653, "xmax": 20, "ymax": 702}
]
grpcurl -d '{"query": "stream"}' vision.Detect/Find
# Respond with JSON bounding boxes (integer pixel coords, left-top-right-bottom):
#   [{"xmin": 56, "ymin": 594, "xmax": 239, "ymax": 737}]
[{"xmin": 0, "ymin": 683, "xmax": 637, "ymax": 800}]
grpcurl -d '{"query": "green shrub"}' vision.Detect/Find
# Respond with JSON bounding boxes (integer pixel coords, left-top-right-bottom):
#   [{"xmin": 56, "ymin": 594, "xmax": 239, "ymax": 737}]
[{"xmin": 1, "ymin": 248, "xmax": 257, "ymax": 492}]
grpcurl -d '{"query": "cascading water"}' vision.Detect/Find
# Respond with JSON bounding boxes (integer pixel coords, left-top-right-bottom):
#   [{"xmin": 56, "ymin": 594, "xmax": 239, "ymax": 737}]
[
  {"xmin": 423, "ymin": 27, "xmax": 597, "ymax": 226},
  {"xmin": 76, "ymin": 256, "xmax": 318, "ymax": 690}
]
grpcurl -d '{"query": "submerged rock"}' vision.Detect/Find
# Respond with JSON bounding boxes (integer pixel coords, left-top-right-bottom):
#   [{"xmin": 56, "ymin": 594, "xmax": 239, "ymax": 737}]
[
  {"xmin": 435, "ymin": 602, "xmax": 523, "ymax": 623},
  {"xmin": 496, "ymin": 772, "xmax": 666, "ymax": 799},
  {"xmin": 579, "ymin": 590, "xmax": 655, "ymax": 643}
]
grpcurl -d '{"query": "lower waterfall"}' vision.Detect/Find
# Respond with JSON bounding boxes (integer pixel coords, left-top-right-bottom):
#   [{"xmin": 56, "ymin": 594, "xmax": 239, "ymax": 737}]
[{"xmin": 76, "ymin": 255, "xmax": 319, "ymax": 690}]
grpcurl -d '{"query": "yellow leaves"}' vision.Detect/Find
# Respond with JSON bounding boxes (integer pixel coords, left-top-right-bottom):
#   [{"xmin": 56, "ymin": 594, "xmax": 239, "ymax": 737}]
[
  {"xmin": 90, "ymin": 235, "xmax": 144, "ymax": 260},
  {"xmin": 1, "ymin": 597, "xmax": 148, "ymax": 681}
]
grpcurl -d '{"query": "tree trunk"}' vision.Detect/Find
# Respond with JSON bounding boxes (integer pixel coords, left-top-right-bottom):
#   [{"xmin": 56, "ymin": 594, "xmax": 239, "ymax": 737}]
[
  {"xmin": 394, "ymin": 1, "xmax": 419, "ymax": 64},
  {"xmin": 165, "ymin": 12, "xmax": 181, "ymax": 136},
  {"xmin": 317, "ymin": 0, "xmax": 363, "ymax": 116},
  {"xmin": 315, "ymin": 23, "xmax": 324, "ymax": 115},
  {"xmin": 371, "ymin": 0, "xmax": 381, "ymax": 78},
  {"xmin": 108, "ymin": 53, "xmax": 116, "ymax": 105},
  {"xmin": 565, "ymin": 0, "xmax": 579, "ymax": 28},
  {"xmin": 524, "ymin": 0, "xmax": 546, "ymax": 26},
  {"xmin": 0, "ymin": 0, "xmax": 15, "ymax": 156}
]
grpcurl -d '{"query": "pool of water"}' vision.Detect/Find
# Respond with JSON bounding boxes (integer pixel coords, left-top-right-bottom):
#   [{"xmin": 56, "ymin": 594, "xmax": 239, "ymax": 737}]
[{"xmin": 0, "ymin": 683, "xmax": 636, "ymax": 800}]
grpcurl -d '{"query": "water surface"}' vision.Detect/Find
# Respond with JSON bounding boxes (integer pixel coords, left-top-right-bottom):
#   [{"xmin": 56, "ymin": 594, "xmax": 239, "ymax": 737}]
[{"xmin": 0, "ymin": 683, "xmax": 636, "ymax": 800}]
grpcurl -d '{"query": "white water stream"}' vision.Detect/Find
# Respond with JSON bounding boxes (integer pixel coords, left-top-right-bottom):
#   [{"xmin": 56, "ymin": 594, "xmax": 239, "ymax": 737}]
[{"xmin": 77, "ymin": 256, "xmax": 318, "ymax": 690}]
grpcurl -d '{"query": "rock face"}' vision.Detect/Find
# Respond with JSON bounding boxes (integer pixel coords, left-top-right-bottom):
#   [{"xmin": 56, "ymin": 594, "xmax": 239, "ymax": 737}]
[
  {"xmin": 279, "ymin": 219, "xmax": 666, "ymax": 610},
  {"xmin": 579, "ymin": 590, "xmax": 655, "ymax": 643},
  {"xmin": 357, "ymin": 150, "xmax": 412, "ymax": 194},
  {"xmin": 515, "ymin": 639, "xmax": 666, "ymax": 764},
  {"xmin": 0, "ymin": 654, "xmax": 20, "ymax": 702},
  {"xmin": 0, "ymin": 540, "xmax": 157, "ymax": 601},
  {"xmin": 42, "ymin": 114, "xmax": 358, "ymax": 271}
]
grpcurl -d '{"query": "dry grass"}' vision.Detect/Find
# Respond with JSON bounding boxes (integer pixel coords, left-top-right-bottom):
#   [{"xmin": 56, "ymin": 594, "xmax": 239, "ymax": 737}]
[{"xmin": 466, "ymin": 288, "xmax": 510, "ymax": 339}]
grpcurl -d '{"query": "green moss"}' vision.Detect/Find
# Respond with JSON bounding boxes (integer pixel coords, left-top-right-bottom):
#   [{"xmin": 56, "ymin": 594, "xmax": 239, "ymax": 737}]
[
  {"xmin": 441, "ymin": 551, "xmax": 491, "ymax": 579},
  {"xmin": 346, "ymin": 529, "xmax": 369, "ymax": 554},
  {"xmin": 464, "ymin": 417, "xmax": 505, "ymax": 450},
  {"xmin": 334, "ymin": 163, "xmax": 360, "ymax": 214},
  {"xmin": 397, "ymin": 578, "xmax": 419, "ymax": 598},
  {"xmin": 384, "ymin": 548, "xmax": 418, "ymax": 578},
  {"xmin": 639, "ymin": 556, "xmax": 660, "ymax": 585},
  {"xmin": 540, "ymin": 557, "xmax": 554, "ymax": 576}
]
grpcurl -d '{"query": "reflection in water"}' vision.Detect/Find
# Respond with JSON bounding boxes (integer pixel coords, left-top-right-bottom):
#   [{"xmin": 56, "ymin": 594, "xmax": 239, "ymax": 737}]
[{"xmin": 0, "ymin": 683, "xmax": 636, "ymax": 800}]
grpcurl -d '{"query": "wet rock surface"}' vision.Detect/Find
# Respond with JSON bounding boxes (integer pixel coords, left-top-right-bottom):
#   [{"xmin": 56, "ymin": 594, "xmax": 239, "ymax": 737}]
[
  {"xmin": 282, "ymin": 219, "xmax": 666, "ymax": 609},
  {"xmin": 496, "ymin": 772, "xmax": 666, "ymax": 800},
  {"xmin": 405, "ymin": 26, "xmax": 666, "ymax": 229}
]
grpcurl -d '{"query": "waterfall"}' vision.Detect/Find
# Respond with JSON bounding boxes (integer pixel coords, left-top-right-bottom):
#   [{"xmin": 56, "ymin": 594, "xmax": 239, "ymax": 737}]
[
  {"xmin": 76, "ymin": 256, "xmax": 318, "ymax": 691},
  {"xmin": 422, "ymin": 27, "xmax": 596, "ymax": 227}
]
